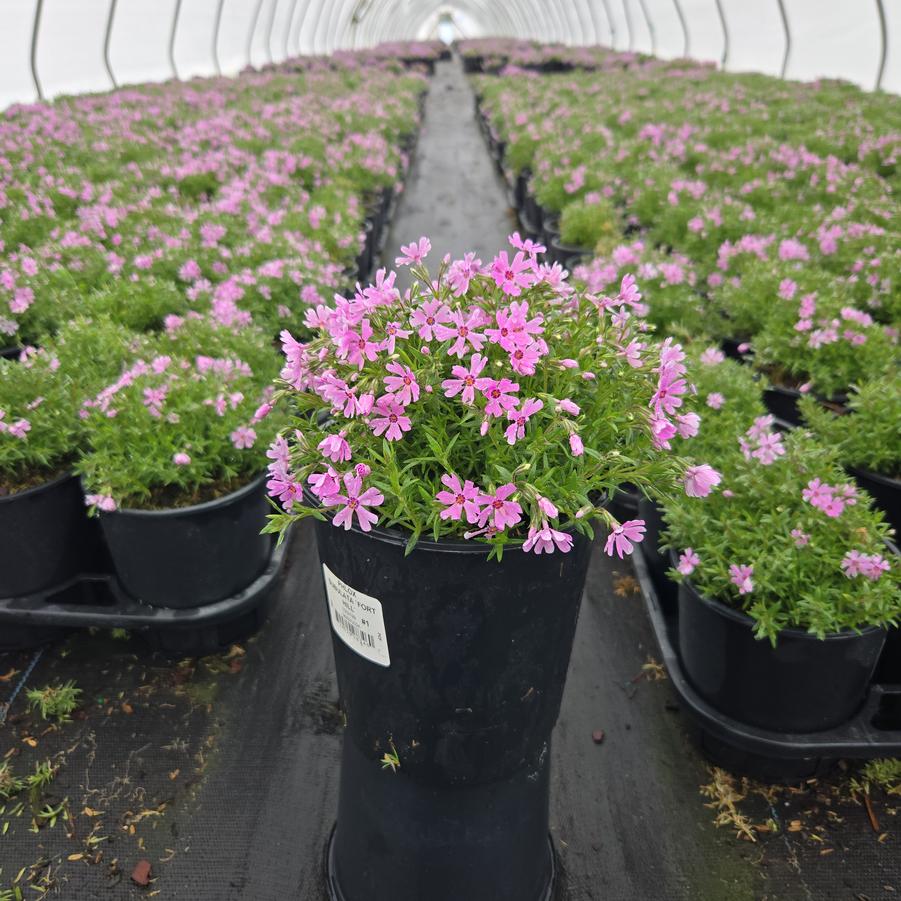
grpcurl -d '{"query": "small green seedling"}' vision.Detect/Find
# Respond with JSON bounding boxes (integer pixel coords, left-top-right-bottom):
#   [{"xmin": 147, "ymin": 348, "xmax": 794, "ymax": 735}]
[
  {"xmin": 854, "ymin": 758, "xmax": 901, "ymax": 796},
  {"xmin": 0, "ymin": 762, "xmax": 24, "ymax": 800},
  {"xmin": 380, "ymin": 740, "xmax": 401, "ymax": 774},
  {"xmin": 26, "ymin": 681, "xmax": 82, "ymax": 723},
  {"xmin": 27, "ymin": 760, "xmax": 57, "ymax": 793}
]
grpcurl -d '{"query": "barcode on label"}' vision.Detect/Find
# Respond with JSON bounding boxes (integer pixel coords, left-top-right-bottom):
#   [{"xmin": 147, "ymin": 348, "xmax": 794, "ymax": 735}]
[
  {"xmin": 334, "ymin": 611, "xmax": 377, "ymax": 649},
  {"xmin": 322, "ymin": 564, "xmax": 391, "ymax": 667}
]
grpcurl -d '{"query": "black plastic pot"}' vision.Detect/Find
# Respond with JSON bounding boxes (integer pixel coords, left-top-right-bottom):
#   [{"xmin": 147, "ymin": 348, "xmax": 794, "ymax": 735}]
[
  {"xmin": 851, "ymin": 466, "xmax": 900, "ymax": 536},
  {"xmin": 877, "ymin": 627, "xmax": 901, "ymax": 683},
  {"xmin": 462, "ymin": 55, "xmax": 481, "ymax": 74},
  {"xmin": 99, "ymin": 473, "xmax": 270, "ymax": 609},
  {"xmin": 1, "ymin": 345, "xmax": 23, "ymax": 361},
  {"xmin": 677, "ymin": 566, "xmax": 886, "ymax": 732},
  {"xmin": 0, "ymin": 472, "xmax": 104, "ymax": 599},
  {"xmin": 514, "ymin": 168, "xmax": 530, "ymax": 213},
  {"xmin": 313, "ymin": 515, "xmax": 592, "ymax": 901},
  {"xmin": 549, "ymin": 235, "xmax": 590, "ymax": 272},
  {"xmin": 762, "ymin": 385, "xmax": 804, "ymax": 427},
  {"xmin": 719, "ymin": 337, "xmax": 746, "ymax": 361},
  {"xmin": 609, "ymin": 482, "xmax": 639, "ymax": 521},
  {"xmin": 523, "ymin": 190, "xmax": 543, "ymax": 234},
  {"xmin": 355, "ymin": 219, "xmax": 375, "ymax": 282},
  {"xmin": 636, "ymin": 498, "xmax": 676, "ymax": 613},
  {"xmin": 541, "ymin": 217, "xmax": 560, "ymax": 256}
]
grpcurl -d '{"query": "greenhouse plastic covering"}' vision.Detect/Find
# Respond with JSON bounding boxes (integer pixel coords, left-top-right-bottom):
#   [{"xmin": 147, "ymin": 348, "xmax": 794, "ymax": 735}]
[{"xmin": 0, "ymin": 0, "xmax": 898, "ymax": 110}]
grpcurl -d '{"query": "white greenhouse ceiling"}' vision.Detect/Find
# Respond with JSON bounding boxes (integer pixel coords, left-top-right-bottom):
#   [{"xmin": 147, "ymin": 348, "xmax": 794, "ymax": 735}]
[{"xmin": 0, "ymin": 0, "xmax": 898, "ymax": 108}]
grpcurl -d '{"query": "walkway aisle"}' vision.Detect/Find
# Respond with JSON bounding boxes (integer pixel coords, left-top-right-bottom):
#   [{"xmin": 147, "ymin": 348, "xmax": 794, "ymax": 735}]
[{"xmin": 382, "ymin": 57, "xmax": 514, "ymax": 276}]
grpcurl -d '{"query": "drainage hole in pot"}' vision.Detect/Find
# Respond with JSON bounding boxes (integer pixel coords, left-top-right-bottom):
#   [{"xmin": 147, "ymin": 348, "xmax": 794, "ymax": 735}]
[{"xmin": 872, "ymin": 693, "xmax": 901, "ymax": 731}]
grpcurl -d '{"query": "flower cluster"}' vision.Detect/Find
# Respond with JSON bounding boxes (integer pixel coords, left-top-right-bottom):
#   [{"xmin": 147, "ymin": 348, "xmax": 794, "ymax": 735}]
[
  {"xmin": 664, "ymin": 428, "xmax": 899, "ymax": 640},
  {"xmin": 0, "ymin": 49, "xmax": 427, "ymax": 506},
  {"xmin": 738, "ymin": 416, "xmax": 786, "ymax": 466},
  {"xmin": 268, "ymin": 235, "xmax": 708, "ymax": 556},
  {"xmin": 802, "ymin": 479, "xmax": 858, "ymax": 519}
]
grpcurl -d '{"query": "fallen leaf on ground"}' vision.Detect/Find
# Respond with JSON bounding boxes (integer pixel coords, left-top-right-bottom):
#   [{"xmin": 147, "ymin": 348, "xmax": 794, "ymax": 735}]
[
  {"xmin": 131, "ymin": 859, "xmax": 152, "ymax": 886},
  {"xmin": 613, "ymin": 574, "xmax": 640, "ymax": 597}
]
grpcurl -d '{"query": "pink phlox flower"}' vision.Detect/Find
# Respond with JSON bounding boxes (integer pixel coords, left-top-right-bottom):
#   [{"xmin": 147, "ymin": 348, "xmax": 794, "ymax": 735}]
[
  {"xmin": 604, "ymin": 519, "xmax": 646, "ymax": 559},
  {"xmin": 509, "ymin": 340, "xmax": 545, "ymax": 376},
  {"xmin": 651, "ymin": 368, "xmax": 687, "ymax": 417},
  {"xmin": 327, "ymin": 472, "xmax": 384, "ymax": 532},
  {"xmin": 490, "ymin": 250, "xmax": 536, "ymax": 297},
  {"xmin": 384, "ymin": 362, "xmax": 420, "ymax": 406},
  {"xmin": 752, "ymin": 430, "xmax": 786, "ymax": 465},
  {"xmin": 485, "ymin": 306, "xmax": 525, "ymax": 352},
  {"xmin": 477, "ymin": 483, "xmax": 523, "ymax": 531},
  {"xmin": 433, "ymin": 307, "xmax": 487, "ymax": 358},
  {"xmin": 173, "ymin": 452, "xmax": 191, "ymax": 465},
  {"xmin": 142, "ymin": 386, "xmax": 167, "ymax": 418},
  {"xmin": 537, "ymin": 495, "xmax": 559, "ymax": 518},
  {"xmin": 267, "ymin": 434, "xmax": 291, "ymax": 470},
  {"xmin": 509, "ymin": 231, "xmax": 546, "ymax": 255},
  {"xmin": 683, "ymin": 464, "xmax": 722, "ymax": 498},
  {"xmin": 677, "ymin": 548, "xmax": 700, "ymax": 575},
  {"xmin": 267, "ymin": 470, "xmax": 302, "ymax": 510},
  {"xmin": 700, "ymin": 347, "xmax": 725, "ymax": 365},
  {"xmin": 650, "ymin": 414, "xmax": 678, "ymax": 450},
  {"xmin": 363, "ymin": 268, "xmax": 400, "ymax": 307},
  {"xmin": 447, "ymin": 252, "xmax": 483, "ymax": 296},
  {"xmin": 523, "ymin": 522, "xmax": 573, "ymax": 554},
  {"xmin": 308, "ymin": 466, "xmax": 341, "ymax": 502},
  {"xmin": 676, "ymin": 412, "xmax": 701, "ymax": 438},
  {"xmin": 410, "ymin": 299, "xmax": 453, "ymax": 341},
  {"xmin": 395, "ymin": 236, "xmax": 431, "ymax": 267},
  {"xmin": 442, "ymin": 353, "xmax": 487, "ymax": 404},
  {"xmin": 279, "ymin": 330, "xmax": 309, "ymax": 389},
  {"xmin": 729, "ymin": 564, "xmax": 754, "ymax": 594},
  {"xmin": 370, "ymin": 396, "xmax": 412, "ymax": 441},
  {"xmin": 536, "ymin": 262, "xmax": 573, "ymax": 296},
  {"xmin": 231, "ymin": 426, "xmax": 256, "ymax": 449},
  {"xmin": 7, "ymin": 419, "xmax": 31, "ymax": 439},
  {"xmin": 778, "ymin": 278, "xmax": 797, "ymax": 300},
  {"xmin": 616, "ymin": 274, "xmax": 642, "ymax": 307},
  {"xmin": 557, "ymin": 398, "xmax": 580, "ymax": 416},
  {"xmin": 381, "ymin": 320, "xmax": 412, "ymax": 354},
  {"xmin": 504, "ymin": 398, "xmax": 543, "ymax": 445},
  {"xmin": 435, "ymin": 473, "xmax": 482, "ymax": 523},
  {"xmin": 476, "ymin": 376, "xmax": 520, "ymax": 417},
  {"xmin": 569, "ymin": 432, "xmax": 584, "ymax": 457},
  {"xmin": 803, "ymin": 479, "xmax": 856, "ymax": 518},
  {"xmin": 339, "ymin": 318, "xmax": 381, "ymax": 369},
  {"xmin": 620, "ymin": 339, "xmax": 645, "ymax": 368},
  {"xmin": 85, "ymin": 493, "xmax": 117, "ymax": 512},
  {"xmin": 318, "ymin": 431, "xmax": 352, "ymax": 463},
  {"xmin": 706, "ymin": 392, "xmax": 725, "ymax": 410},
  {"xmin": 791, "ymin": 529, "xmax": 810, "ymax": 548}
]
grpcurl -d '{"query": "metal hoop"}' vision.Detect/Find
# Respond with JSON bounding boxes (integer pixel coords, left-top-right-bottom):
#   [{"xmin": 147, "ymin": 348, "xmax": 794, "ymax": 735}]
[
  {"xmin": 212, "ymin": 0, "xmax": 225, "ymax": 75},
  {"xmin": 30, "ymin": 0, "xmax": 45, "ymax": 100},
  {"xmin": 103, "ymin": 0, "xmax": 118, "ymax": 88}
]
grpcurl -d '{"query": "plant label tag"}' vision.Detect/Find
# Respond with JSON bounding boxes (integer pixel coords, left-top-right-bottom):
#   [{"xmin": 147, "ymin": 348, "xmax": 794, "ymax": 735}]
[{"xmin": 322, "ymin": 565, "xmax": 390, "ymax": 667}]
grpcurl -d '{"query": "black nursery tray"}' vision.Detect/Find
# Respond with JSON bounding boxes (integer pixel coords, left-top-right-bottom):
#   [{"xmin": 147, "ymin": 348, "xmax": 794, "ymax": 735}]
[
  {"xmin": 0, "ymin": 537, "xmax": 288, "ymax": 655},
  {"xmin": 631, "ymin": 547, "xmax": 901, "ymax": 778}
]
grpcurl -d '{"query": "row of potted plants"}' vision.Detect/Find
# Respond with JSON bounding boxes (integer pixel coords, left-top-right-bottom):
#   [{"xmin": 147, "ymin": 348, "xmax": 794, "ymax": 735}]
[
  {"xmin": 457, "ymin": 38, "xmax": 622, "ymax": 75},
  {"xmin": 468, "ymin": 49, "xmax": 900, "ymax": 742},
  {"xmin": 472, "ymin": 51, "xmax": 899, "ymax": 538},
  {"xmin": 0, "ymin": 48, "xmax": 429, "ymax": 622}
]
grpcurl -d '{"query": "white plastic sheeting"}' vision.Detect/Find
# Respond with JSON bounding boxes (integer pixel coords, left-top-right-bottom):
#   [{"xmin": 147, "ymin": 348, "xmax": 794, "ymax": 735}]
[{"xmin": 0, "ymin": 0, "xmax": 898, "ymax": 109}]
